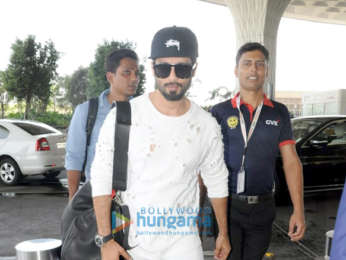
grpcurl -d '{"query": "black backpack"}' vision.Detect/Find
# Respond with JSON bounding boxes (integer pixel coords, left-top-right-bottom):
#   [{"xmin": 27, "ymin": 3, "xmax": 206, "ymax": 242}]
[{"xmin": 61, "ymin": 101, "xmax": 132, "ymax": 260}]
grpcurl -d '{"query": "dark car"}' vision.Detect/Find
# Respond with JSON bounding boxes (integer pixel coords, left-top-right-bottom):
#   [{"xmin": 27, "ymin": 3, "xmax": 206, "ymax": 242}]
[{"xmin": 275, "ymin": 115, "xmax": 346, "ymax": 202}]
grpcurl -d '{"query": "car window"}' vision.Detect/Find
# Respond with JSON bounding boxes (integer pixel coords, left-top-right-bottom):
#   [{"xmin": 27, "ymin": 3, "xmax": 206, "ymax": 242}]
[
  {"xmin": 292, "ymin": 118, "xmax": 329, "ymax": 142},
  {"xmin": 0, "ymin": 125, "xmax": 9, "ymax": 139},
  {"xmin": 313, "ymin": 121, "xmax": 346, "ymax": 146},
  {"xmin": 13, "ymin": 122, "xmax": 55, "ymax": 135}
]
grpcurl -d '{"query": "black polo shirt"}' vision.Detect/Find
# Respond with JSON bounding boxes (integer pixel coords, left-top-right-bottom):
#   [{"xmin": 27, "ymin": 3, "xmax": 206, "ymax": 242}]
[{"xmin": 211, "ymin": 93, "xmax": 295, "ymax": 195}]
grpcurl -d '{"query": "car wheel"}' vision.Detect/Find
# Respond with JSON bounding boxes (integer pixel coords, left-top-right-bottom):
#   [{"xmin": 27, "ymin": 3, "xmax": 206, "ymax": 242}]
[
  {"xmin": 0, "ymin": 158, "xmax": 22, "ymax": 185},
  {"xmin": 44, "ymin": 171, "xmax": 61, "ymax": 179}
]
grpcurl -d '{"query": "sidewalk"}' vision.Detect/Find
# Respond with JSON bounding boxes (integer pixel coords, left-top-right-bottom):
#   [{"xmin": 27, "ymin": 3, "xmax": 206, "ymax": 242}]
[
  {"xmin": 1, "ymin": 193, "xmax": 218, "ymax": 259},
  {"xmin": 1, "ymin": 184, "xmax": 334, "ymax": 259},
  {"xmin": 0, "ymin": 193, "xmax": 294, "ymax": 259},
  {"xmin": 0, "ymin": 193, "xmax": 66, "ymax": 257}
]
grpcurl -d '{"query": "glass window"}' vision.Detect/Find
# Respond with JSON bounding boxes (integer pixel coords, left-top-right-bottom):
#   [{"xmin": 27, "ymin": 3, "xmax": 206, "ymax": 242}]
[
  {"xmin": 13, "ymin": 122, "xmax": 55, "ymax": 136},
  {"xmin": 313, "ymin": 121, "xmax": 346, "ymax": 146},
  {"xmin": 325, "ymin": 102, "xmax": 338, "ymax": 115},
  {"xmin": 0, "ymin": 125, "xmax": 9, "ymax": 139},
  {"xmin": 292, "ymin": 118, "xmax": 330, "ymax": 142},
  {"xmin": 312, "ymin": 103, "xmax": 325, "ymax": 115},
  {"xmin": 303, "ymin": 104, "xmax": 313, "ymax": 116}
]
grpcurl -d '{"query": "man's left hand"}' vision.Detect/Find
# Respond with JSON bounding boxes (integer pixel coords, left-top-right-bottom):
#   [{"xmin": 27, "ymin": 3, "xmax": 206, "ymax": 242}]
[
  {"xmin": 288, "ymin": 211, "xmax": 306, "ymax": 241},
  {"xmin": 214, "ymin": 233, "xmax": 231, "ymax": 260}
]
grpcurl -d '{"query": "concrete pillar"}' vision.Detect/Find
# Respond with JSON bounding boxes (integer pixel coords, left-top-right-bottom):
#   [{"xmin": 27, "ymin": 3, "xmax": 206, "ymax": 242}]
[{"xmin": 225, "ymin": 0, "xmax": 290, "ymax": 98}]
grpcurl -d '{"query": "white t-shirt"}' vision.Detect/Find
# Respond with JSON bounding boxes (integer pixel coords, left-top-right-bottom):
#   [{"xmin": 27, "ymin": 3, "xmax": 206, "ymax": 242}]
[{"xmin": 91, "ymin": 94, "xmax": 228, "ymax": 251}]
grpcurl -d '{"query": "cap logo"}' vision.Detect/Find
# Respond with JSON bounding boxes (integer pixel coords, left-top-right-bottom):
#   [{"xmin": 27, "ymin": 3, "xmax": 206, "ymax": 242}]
[{"xmin": 165, "ymin": 39, "xmax": 180, "ymax": 51}]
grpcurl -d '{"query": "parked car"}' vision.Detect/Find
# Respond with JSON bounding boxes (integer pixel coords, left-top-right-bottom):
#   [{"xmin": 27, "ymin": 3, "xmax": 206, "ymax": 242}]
[
  {"xmin": 0, "ymin": 119, "xmax": 66, "ymax": 185},
  {"xmin": 276, "ymin": 115, "xmax": 346, "ymax": 202}
]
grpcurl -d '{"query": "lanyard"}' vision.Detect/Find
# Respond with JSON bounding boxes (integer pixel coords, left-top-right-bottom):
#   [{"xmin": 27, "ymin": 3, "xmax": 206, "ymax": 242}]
[{"xmin": 236, "ymin": 95, "xmax": 263, "ymax": 170}]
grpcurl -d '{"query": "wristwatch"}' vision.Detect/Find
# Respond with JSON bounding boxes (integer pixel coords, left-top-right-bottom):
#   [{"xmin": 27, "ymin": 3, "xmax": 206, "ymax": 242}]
[{"xmin": 94, "ymin": 233, "xmax": 113, "ymax": 247}]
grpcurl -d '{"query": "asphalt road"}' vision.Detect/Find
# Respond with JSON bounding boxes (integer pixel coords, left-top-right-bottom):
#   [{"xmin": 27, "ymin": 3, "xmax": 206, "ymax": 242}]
[{"xmin": 0, "ymin": 171, "xmax": 342, "ymax": 259}]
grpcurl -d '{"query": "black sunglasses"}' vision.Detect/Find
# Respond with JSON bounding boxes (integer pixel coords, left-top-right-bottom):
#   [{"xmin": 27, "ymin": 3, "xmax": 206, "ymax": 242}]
[{"xmin": 153, "ymin": 63, "xmax": 194, "ymax": 79}]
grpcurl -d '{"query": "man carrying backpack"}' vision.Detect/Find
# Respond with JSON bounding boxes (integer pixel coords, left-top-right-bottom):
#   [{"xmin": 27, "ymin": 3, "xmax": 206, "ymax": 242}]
[
  {"xmin": 65, "ymin": 49, "xmax": 140, "ymax": 200},
  {"xmin": 91, "ymin": 26, "xmax": 230, "ymax": 260}
]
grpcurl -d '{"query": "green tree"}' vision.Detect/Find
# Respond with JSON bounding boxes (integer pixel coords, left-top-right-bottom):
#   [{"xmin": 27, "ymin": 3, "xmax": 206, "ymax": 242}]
[
  {"xmin": 55, "ymin": 76, "xmax": 72, "ymax": 112},
  {"xmin": 0, "ymin": 71, "xmax": 8, "ymax": 118},
  {"xmin": 67, "ymin": 67, "xmax": 89, "ymax": 109},
  {"xmin": 87, "ymin": 40, "xmax": 145, "ymax": 98},
  {"xmin": 49, "ymin": 81, "xmax": 64, "ymax": 112},
  {"xmin": 36, "ymin": 40, "xmax": 59, "ymax": 113},
  {"xmin": 3, "ymin": 35, "xmax": 59, "ymax": 119}
]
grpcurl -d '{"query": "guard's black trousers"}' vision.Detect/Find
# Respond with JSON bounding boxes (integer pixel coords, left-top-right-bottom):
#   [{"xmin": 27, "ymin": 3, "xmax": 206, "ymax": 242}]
[{"xmin": 227, "ymin": 196, "xmax": 276, "ymax": 260}]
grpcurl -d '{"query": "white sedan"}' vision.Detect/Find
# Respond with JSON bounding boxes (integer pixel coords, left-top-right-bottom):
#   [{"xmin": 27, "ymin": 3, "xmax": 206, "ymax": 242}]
[{"xmin": 0, "ymin": 119, "xmax": 66, "ymax": 185}]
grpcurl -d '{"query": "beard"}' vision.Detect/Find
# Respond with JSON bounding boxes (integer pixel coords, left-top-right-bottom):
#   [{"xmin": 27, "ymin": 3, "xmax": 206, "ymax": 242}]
[{"xmin": 155, "ymin": 79, "xmax": 192, "ymax": 101}]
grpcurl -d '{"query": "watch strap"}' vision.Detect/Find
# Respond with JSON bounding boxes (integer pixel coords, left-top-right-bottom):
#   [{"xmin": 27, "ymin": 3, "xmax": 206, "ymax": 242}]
[
  {"xmin": 102, "ymin": 233, "xmax": 113, "ymax": 243},
  {"xmin": 95, "ymin": 233, "xmax": 113, "ymax": 247}
]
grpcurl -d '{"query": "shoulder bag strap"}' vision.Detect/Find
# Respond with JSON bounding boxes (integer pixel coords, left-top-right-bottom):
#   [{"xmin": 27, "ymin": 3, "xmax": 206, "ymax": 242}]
[
  {"xmin": 81, "ymin": 97, "xmax": 99, "ymax": 176},
  {"xmin": 112, "ymin": 101, "xmax": 131, "ymax": 191}
]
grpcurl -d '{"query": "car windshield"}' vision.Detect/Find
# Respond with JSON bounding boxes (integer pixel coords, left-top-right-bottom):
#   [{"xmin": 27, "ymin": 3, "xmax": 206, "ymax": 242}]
[
  {"xmin": 292, "ymin": 118, "xmax": 330, "ymax": 142},
  {"xmin": 13, "ymin": 122, "xmax": 55, "ymax": 135}
]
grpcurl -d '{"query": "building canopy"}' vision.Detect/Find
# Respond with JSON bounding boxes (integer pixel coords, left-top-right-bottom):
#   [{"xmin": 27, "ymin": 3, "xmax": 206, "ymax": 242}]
[{"xmin": 200, "ymin": 0, "xmax": 346, "ymax": 25}]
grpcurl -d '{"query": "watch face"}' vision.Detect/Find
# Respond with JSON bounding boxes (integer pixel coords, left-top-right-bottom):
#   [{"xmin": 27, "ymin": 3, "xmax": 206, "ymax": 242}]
[{"xmin": 94, "ymin": 235, "xmax": 103, "ymax": 247}]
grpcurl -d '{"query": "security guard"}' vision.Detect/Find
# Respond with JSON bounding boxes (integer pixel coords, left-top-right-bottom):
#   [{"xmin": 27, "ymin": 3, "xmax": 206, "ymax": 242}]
[{"xmin": 211, "ymin": 42, "xmax": 305, "ymax": 260}]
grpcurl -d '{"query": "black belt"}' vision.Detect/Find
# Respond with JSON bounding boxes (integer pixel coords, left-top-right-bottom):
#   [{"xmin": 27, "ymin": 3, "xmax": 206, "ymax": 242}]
[{"xmin": 231, "ymin": 193, "xmax": 274, "ymax": 204}]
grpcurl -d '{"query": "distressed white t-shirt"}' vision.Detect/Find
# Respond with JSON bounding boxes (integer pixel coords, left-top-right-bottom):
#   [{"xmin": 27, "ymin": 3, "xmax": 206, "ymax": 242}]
[{"xmin": 91, "ymin": 94, "xmax": 228, "ymax": 251}]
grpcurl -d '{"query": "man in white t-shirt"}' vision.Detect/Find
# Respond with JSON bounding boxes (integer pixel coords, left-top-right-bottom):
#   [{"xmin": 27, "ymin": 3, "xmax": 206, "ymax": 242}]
[{"xmin": 91, "ymin": 26, "xmax": 230, "ymax": 260}]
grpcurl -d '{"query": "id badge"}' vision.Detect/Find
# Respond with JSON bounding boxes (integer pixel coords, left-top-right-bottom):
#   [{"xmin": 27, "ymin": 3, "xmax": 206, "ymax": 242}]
[{"xmin": 236, "ymin": 168, "xmax": 245, "ymax": 194}]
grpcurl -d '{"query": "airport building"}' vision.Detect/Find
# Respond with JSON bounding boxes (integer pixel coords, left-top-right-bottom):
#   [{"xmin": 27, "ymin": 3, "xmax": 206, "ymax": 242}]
[{"xmin": 302, "ymin": 89, "xmax": 346, "ymax": 116}]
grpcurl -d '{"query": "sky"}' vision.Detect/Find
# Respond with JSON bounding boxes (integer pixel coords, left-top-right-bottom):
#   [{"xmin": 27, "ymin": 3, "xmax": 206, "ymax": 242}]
[{"xmin": 1, "ymin": 0, "xmax": 346, "ymax": 105}]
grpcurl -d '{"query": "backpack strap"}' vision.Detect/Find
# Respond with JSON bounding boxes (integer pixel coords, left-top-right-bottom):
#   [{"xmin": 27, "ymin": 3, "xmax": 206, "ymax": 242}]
[
  {"xmin": 112, "ymin": 101, "xmax": 131, "ymax": 191},
  {"xmin": 81, "ymin": 97, "xmax": 99, "ymax": 176}
]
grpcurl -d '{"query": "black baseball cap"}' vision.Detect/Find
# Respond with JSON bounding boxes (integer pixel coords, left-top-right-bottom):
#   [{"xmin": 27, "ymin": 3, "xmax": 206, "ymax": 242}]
[{"xmin": 150, "ymin": 26, "xmax": 198, "ymax": 63}]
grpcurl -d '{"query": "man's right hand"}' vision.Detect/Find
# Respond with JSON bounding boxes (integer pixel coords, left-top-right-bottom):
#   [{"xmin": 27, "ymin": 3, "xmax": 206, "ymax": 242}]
[{"xmin": 101, "ymin": 240, "xmax": 131, "ymax": 260}]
